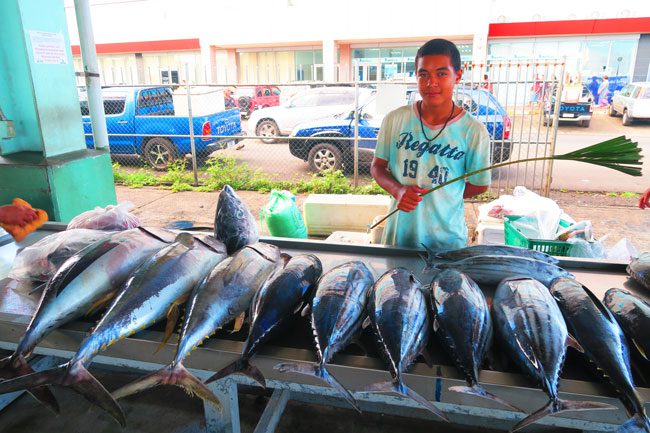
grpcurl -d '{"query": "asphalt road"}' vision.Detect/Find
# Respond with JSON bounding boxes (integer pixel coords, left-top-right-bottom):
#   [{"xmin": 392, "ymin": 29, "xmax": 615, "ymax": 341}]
[{"xmin": 231, "ymin": 111, "xmax": 650, "ymax": 193}]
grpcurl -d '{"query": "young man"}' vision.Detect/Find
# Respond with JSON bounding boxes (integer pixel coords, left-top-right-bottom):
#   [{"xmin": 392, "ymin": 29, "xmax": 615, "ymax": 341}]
[
  {"xmin": 0, "ymin": 203, "xmax": 37, "ymax": 226},
  {"xmin": 371, "ymin": 38, "xmax": 491, "ymax": 250}
]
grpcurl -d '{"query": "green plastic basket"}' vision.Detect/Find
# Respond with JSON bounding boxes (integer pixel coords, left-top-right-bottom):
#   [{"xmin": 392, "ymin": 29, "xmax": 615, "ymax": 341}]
[{"xmin": 503, "ymin": 215, "xmax": 573, "ymax": 257}]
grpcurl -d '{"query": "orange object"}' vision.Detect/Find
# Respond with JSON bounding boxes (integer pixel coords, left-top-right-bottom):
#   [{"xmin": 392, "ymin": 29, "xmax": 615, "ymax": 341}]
[{"xmin": 0, "ymin": 198, "xmax": 48, "ymax": 242}]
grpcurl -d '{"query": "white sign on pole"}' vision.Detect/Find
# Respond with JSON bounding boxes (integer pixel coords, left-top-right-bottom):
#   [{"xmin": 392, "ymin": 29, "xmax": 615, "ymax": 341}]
[{"xmin": 29, "ymin": 31, "xmax": 68, "ymax": 65}]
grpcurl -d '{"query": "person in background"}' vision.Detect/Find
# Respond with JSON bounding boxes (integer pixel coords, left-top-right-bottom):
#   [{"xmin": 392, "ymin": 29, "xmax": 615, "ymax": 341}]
[
  {"xmin": 587, "ymin": 76, "xmax": 600, "ymax": 104},
  {"xmin": 370, "ymin": 38, "xmax": 491, "ymax": 250},
  {"xmin": 598, "ymin": 75, "xmax": 610, "ymax": 108},
  {"xmin": 0, "ymin": 203, "xmax": 36, "ymax": 226},
  {"xmin": 639, "ymin": 188, "xmax": 650, "ymax": 209},
  {"xmin": 224, "ymin": 87, "xmax": 236, "ymax": 109},
  {"xmin": 480, "ymin": 73, "xmax": 493, "ymax": 93}
]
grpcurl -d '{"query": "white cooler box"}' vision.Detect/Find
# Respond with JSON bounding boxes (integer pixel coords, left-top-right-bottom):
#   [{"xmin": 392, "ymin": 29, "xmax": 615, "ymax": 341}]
[{"xmin": 303, "ymin": 194, "xmax": 391, "ymax": 236}]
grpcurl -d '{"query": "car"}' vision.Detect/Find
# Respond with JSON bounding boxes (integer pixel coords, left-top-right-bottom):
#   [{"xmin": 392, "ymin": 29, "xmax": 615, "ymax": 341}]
[
  {"xmin": 234, "ymin": 85, "xmax": 281, "ymax": 118},
  {"xmin": 289, "ymin": 86, "xmax": 512, "ymax": 173},
  {"xmin": 609, "ymin": 82, "xmax": 650, "ymax": 126},
  {"xmin": 247, "ymin": 86, "xmax": 373, "ymax": 143},
  {"xmin": 542, "ymin": 83, "xmax": 593, "ymax": 127}
]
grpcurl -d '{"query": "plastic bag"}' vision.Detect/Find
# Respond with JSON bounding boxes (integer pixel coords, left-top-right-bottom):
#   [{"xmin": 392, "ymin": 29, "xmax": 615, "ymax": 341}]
[
  {"xmin": 67, "ymin": 202, "xmax": 140, "ymax": 231},
  {"xmin": 606, "ymin": 238, "xmax": 639, "ymax": 261},
  {"xmin": 567, "ymin": 238, "xmax": 607, "ymax": 259},
  {"xmin": 8, "ymin": 229, "xmax": 111, "ymax": 283},
  {"xmin": 259, "ymin": 190, "xmax": 308, "ymax": 239}
]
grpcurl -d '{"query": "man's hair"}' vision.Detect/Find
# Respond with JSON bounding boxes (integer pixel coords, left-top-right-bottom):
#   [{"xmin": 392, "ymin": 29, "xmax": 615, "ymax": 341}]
[{"xmin": 415, "ymin": 39, "xmax": 461, "ymax": 71}]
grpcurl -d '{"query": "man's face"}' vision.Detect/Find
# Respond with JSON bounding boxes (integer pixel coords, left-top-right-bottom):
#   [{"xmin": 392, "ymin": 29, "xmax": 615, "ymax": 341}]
[{"xmin": 417, "ymin": 54, "xmax": 462, "ymax": 109}]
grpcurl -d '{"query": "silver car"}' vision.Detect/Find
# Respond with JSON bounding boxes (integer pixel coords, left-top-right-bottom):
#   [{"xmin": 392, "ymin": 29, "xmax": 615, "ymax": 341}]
[{"xmin": 609, "ymin": 82, "xmax": 650, "ymax": 126}]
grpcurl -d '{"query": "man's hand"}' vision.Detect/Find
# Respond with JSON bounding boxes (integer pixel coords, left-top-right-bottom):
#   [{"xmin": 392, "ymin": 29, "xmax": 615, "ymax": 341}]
[
  {"xmin": 394, "ymin": 185, "xmax": 428, "ymax": 212},
  {"xmin": 639, "ymin": 188, "xmax": 650, "ymax": 209},
  {"xmin": 0, "ymin": 204, "xmax": 38, "ymax": 226}
]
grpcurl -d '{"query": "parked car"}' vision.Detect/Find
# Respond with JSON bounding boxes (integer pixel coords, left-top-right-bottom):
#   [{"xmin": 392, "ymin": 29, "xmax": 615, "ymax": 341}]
[
  {"xmin": 289, "ymin": 86, "xmax": 512, "ymax": 173},
  {"xmin": 543, "ymin": 83, "xmax": 593, "ymax": 127},
  {"xmin": 247, "ymin": 86, "xmax": 374, "ymax": 143},
  {"xmin": 80, "ymin": 86, "xmax": 244, "ymax": 170},
  {"xmin": 234, "ymin": 85, "xmax": 281, "ymax": 118},
  {"xmin": 609, "ymin": 82, "xmax": 650, "ymax": 126}
]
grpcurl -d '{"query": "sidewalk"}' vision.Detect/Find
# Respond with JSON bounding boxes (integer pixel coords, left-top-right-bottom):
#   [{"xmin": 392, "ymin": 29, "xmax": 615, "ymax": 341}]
[{"xmin": 117, "ymin": 186, "xmax": 650, "ymax": 253}]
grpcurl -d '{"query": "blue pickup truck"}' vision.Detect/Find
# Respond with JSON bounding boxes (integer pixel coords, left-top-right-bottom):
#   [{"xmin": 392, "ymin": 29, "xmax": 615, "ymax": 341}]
[
  {"xmin": 288, "ymin": 86, "xmax": 512, "ymax": 173},
  {"xmin": 80, "ymin": 86, "xmax": 244, "ymax": 169}
]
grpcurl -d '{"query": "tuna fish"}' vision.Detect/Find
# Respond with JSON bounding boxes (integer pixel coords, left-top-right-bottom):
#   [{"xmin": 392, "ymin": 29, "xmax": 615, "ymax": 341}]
[
  {"xmin": 0, "ymin": 227, "xmax": 172, "ymax": 412},
  {"xmin": 214, "ymin": 184, "xmax": 259, "ymax": 254},
  {"xmin": 275, "ymin": 261, "xmax": 374, "ymax": 412},
  {"xmin": 0, "ymin": 232, "xmax": 226, "ymax": 427},
  {"xmin": 627, "ymin": 252, "xmax": 650, "ymax": 290},
  {"xmin": 421, "ymin": 244, "xmax": 559, "ymax": 265},
  {"xmin": 208, "ymin": 254, "xmax": 322, "ymax": 387},
  {"xmin": 603, "ymin": 288, "xmax": 650, "ymax": 362},
  {"xmin": 492, "ymin": 277, "xmax": 613, "ymax": 432},
  {"xmin": 111, "ymin": 243, "xmax": 284, "ymax": 404},
  {"xmin": 360, "ymin": 268, "xmax": 448, "ymax": 421},
  {"xmin": 427, "ymin": 255, "xmax": 573, "ymax": 287},
  {"xmin": 551, "ymin": 278, "xmax": 649, "ymax": 433},
  {"xmin": 430, "ymin": 270, "xmax": 521, "ymax": 412}
]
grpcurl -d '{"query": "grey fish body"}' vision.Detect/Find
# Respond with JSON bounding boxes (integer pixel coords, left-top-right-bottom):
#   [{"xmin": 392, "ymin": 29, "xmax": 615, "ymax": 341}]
[
  {"xmin": 551, "ymin": 279, "xmax": 649, "ymax": 432},
  {"xmin": 275, "ymin": 261, "xmax": 374, "ymax": 412},
  {"xmin": 627, "ymin": 252, "xmax": 650, "ymax": 290},
  {"xmin": 603, "ymin": 288, "xmax": 650, "ymax": 361},
  {"xmin": 430, "ymin": 270, "xmax": 521, "ymax": 411},
  {"xmin": 432, "ymin": 255, "xmax": 573, "ymax": 287},
  {"xmin": 363, "ymin": 268, "xmax": 447, "ymax": 421},
  {"xmin": 0, "ymin": 233, "xmax": 226, "ymax": 427},
  {"xmin": 209, "ymin": 254, "xmax": 322, "ymax": 386},
  {"xmin": 493, "ymin": 278, "xmax": 613, "ymax": 432},
  {"xmin": 425, "ymin": 244, "xmax": 559, "ymax": 264},
  {"xmin": 214, "ymin": 184, "xmax": 259, "ymax": 254}
]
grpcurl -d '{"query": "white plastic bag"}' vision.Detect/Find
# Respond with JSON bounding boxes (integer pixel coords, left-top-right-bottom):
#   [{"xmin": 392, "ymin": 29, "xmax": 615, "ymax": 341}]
[
  {"xmin": 67, "ymin": 202, "xmax": 140, "ymax": 231},
  {"xmin": 8, "ymin": 229, "xmax": 110, "ymax": 283},
  {"xmin": 606, "ymin": 238, "xmax": 639, "ymax": 262}
]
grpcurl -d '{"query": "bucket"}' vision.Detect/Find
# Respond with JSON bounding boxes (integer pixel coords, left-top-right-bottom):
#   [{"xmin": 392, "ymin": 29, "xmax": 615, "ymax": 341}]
[{"xmin": 369, "ymin": 215, "xmax": 386, "ymax": 244}]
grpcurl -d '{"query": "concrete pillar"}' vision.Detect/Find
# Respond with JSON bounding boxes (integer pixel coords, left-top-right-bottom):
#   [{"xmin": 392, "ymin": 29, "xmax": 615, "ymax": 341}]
[
  {"xmin": 226, "ymin": 48, "xmax": 239, "ymax": 85},
  {"xmin": 322, "ymin": 39, "xmax": 336, "ymax": 82},
  {"xmin": 339, "ymin": 43, "xmax": 351, "ymax": 82},
  {"xmin": 0, "ymin": 0, "xmax": 116, "ymax": 222}
]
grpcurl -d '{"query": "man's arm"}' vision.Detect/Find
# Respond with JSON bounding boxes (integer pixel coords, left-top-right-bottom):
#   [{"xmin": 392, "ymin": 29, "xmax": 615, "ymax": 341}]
[
  {"xmin": 639, "ymin": 188, "xmax": 650, "ymax": 209},
  {"xmin": 0, "ymin": 204, "xmax": 37, "ymax": 226},
  {"xmin": 463, "ymin": 183, "xmax": 488, "ymax": 199},
  {"xmin": 371, "ymin": 157, "xmax": 426, "ymax": 212}
]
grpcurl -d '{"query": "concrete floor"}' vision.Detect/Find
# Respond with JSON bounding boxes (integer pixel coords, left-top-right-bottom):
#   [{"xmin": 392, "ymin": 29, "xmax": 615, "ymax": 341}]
[{"xmin": 0, "ymin": 354, "xmax": 578, "ymax": 433}]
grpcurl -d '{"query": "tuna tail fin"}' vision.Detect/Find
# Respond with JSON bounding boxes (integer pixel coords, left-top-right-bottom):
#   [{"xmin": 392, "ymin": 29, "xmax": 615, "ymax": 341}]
[
  {"xmin": 275, "ymin": 362, "xmax": 361, "ymax": 413},
  {"xmin": 449, "ymin": 384, "xmax": 523, "ymax": 412},
  {"xmin": 0, "ymin": 362, "xmax": 124, "ymax": 427},
  {"xmin": 112, "ymin": 362, "xmax": 222, "ymax": 411},
  {"xmin": 616, "ymin": 414, "xmax": 650, "ymax": 433},
  {"xmin": 206, "ymin": 357, "xmax": 266, "ymax": 388},
  {"xmin": 357, "ymin": 379, "xmax": 449, "ymax": 422},
  {"xmin": 0, "ymin": 355, "xmax": 59, "ymax": 414},
  {"xmin": 512, "ymin": 398, "xmax": 616, "ymax": 432}
]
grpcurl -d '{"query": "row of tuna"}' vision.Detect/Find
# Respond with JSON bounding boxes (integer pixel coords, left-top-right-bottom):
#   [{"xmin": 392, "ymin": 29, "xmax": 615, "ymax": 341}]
[{"xmin": 0, "ymin": 185, "xmax": 647, "ymax": 432}]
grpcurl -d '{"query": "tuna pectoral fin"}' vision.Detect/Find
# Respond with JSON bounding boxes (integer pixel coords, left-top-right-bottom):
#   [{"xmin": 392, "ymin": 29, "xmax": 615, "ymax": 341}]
[
  {"xmin": 449, "ymin": 384, "xmax": 523, "ymax": 412},
  {"xmin": 230, "ymin": 312, "xmax": 246, "ymax": 334},
  {"xmin": 357, "ymin": 380, "xmax": 448, "ymax": 422},
  {"xmin": 85, "ymin": 291, "xmax": 117, "ymax": 317},
  {"xmin": 0, "ymin": 355, "xmax": 59, "ymax": 414},
  {"xmin": 113, "ymin": 363, "xmax": 222, "ymax": 410},
  {"xmin": 206, "ymin": 358, "xmax": 266, "ymax": 388},
  {"xmin": 512, "ymin": 398, "xmax": 616, "ymax": 432},
  {"xmin": 617, "ymin": 414, "xmax": 650, "ymax": 433},
  {"xmin": 275, "ymin": 362, "xmax": 361, "ymax": 413},
  {"xmin": 156, "ymin": 293, "xmax": 190, "ymax": 353}
]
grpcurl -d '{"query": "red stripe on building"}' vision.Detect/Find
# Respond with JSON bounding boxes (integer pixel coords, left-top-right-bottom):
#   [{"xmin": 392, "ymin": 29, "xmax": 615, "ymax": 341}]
[
  {"xmin": 489, "ymin": 17, "xmax": 650, "ymax": 38},
  {"xmin": 70, "ymin": 38, "xmax": 200, "ymax": 55}
]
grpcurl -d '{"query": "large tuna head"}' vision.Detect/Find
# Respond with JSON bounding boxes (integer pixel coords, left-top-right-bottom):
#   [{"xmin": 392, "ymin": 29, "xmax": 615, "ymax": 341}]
[
  {"xmin": 627, "ymin": 252, "xmax": 650, "ymax": 290},
  {"xmin": 214, "ymin": 185, "xmax": 259, "ymax": 255}
]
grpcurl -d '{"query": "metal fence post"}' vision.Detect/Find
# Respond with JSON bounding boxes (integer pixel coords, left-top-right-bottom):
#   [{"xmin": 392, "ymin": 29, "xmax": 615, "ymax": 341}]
[
  {"xmin": 353, "ymin": 65, "xmax": 360, "ymax": 188},
  {"xmin": 544, "ymin": 61, "xmax": 565, "ymax": 197},
  {"xmin": 185, "ymin": 63, "xmax": 199, "ymax": 186}
]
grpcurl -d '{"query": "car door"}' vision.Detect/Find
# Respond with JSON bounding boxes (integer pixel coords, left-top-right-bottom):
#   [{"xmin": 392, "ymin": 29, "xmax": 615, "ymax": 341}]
[
  {"xmin": 634, "ymin": 85, "xmax": 650, "ymax": 117},
  {"xmin": 615, "ymin": 85, "xmax": 632, "ymax": 112},
  {"xmin": 315, "ymin": 91, "xmax": 356, "ymax": 123},
  {"xmin": 81, "ymin": 91, "xmax": 134, "ymax": 153},
  {"xmin": 356, "ymin": 99, "xmax": 383, "ymax": 151},
  {"xmin": 278, "ymin": 91, "xmax": 320, "ymax": 134}
]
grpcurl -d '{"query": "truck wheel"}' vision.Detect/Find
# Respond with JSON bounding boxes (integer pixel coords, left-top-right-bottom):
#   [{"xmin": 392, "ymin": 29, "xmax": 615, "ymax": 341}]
[
  {"xmin": 622, "ymin": 110, "xmax": 633, "ymax": 126},
  {"xmin": 580, "ymin": 119, "xmax": 591, "ymax": 127},
  {"xmin": 143, "ymin": 137, "xmax": 176, "ymax": 170},
  {"xmin": 608, "ymin": 105, "xmax": 617, "ymax": 117},
  {"xmin": 256, "ymin": 120, "xmax": 279, "ymax": 144},
  {"xmin": 308, "ymin": 143, "xmax": 343, "ymax": 172}
]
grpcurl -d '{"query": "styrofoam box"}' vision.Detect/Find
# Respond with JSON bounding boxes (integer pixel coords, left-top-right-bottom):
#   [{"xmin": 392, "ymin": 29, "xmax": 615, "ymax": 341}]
[
  {"xmin": 303, "ymin": 194, "xmax": 391, "ymax": 236},
  {"xmin": 475, "ymin": 221, "xmax": 505, "ymax": 245}
]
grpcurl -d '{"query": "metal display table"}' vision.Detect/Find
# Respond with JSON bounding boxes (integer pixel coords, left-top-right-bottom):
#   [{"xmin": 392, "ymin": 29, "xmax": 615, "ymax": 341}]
[{"xmin": 0, "ymin": 225, "xmax": 648, "ymax": 433}]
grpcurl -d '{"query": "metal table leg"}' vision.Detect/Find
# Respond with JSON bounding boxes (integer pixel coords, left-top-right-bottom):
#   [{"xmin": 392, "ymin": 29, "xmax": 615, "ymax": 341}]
[
  {"xmin": 252, "ymin": 389, "xmax": 291, "ymax": 433},
  {"xmin": 204, "ymin": 379, "xmax": 240, "ymax": 433}
]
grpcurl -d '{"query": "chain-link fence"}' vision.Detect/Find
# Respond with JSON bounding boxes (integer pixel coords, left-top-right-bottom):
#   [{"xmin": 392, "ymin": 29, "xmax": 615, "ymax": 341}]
[{"xmin": 80, "ymin": 61, "xmax": 566, "ymax": 195}]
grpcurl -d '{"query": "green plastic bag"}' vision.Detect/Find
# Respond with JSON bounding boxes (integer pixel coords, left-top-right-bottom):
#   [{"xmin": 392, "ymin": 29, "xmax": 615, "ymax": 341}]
[{"xmin": 260, "ymin": 190, "xmax": 308, "ymax": 239}]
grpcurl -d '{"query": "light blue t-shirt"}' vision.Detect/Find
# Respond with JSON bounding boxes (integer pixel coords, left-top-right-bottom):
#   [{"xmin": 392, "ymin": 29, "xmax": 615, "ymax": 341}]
[{"xmin": 375, "ymin": 104, "xmax": 491, "ymax": 250}]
